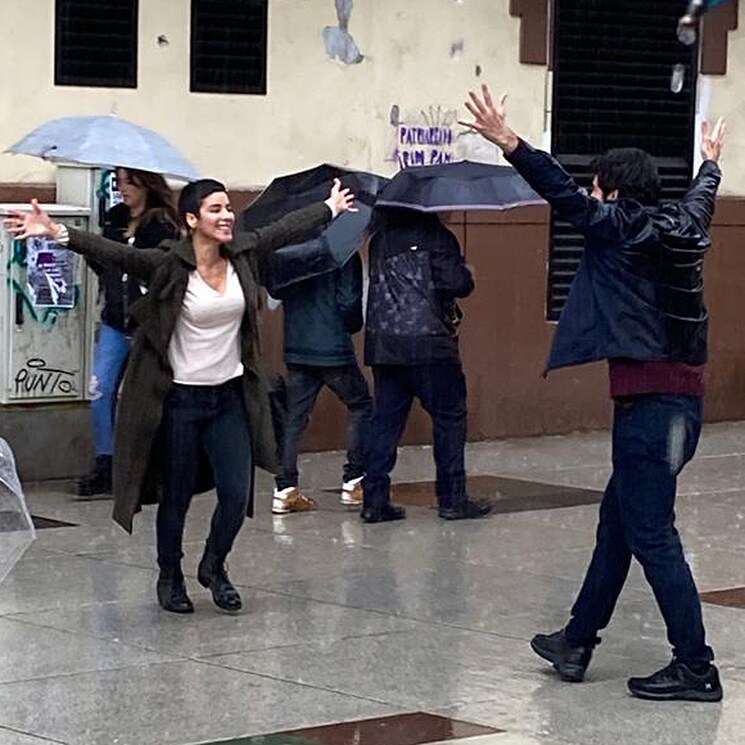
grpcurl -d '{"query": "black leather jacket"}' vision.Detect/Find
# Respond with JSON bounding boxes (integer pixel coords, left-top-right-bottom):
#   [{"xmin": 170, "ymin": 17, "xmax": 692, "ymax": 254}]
[
  {"xmin": 92, "ymin": 203, "xmax": 179, "ymax": 333},
  {"xmin": 506, "ymin": 142, "xmax": 721, "ymax": 371}
]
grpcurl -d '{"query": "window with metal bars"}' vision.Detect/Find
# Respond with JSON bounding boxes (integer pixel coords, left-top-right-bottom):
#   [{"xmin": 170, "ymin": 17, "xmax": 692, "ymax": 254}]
[
  {"xmin": 548, "ymin": 0, "xmax": 699, "ymax": 321},
  {"xmin": 191, "ymin": 0, "xmax": 268, "ymax": 95},
  {"xmin": 55, "ymin": 0, "xmax": 138, "ymax": 88}
]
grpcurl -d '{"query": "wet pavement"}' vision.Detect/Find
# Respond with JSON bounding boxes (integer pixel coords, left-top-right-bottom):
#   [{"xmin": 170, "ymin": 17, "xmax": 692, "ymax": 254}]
[{"xmin": 0, "ymin": 421, "xmax": 744, "ymax": 745}]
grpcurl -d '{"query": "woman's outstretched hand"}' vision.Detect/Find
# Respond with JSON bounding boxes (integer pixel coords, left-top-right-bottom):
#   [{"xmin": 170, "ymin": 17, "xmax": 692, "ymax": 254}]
[
  {"xmin": 3, "ymin": 199, "xmax": 61, "ymax": 240},
  {"xmin": 327, "ymin": 178, "xmax": 358, "ymax": 217}
]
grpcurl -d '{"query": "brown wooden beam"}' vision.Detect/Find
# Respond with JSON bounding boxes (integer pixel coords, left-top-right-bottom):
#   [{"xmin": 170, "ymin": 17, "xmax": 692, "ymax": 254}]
[
  {"xmin": 509, "ymin": 0, "xmax": 549, "ymax": 66},
  {"xmin": 701, "ymin": 0, "xmax": 739, "ymax": 75}
]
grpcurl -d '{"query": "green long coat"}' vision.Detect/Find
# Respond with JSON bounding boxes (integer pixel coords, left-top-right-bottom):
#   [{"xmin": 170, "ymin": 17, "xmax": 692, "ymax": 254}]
[{"xmin": 67, "ymin": 203, "xmax": 331, "ymax": 533}]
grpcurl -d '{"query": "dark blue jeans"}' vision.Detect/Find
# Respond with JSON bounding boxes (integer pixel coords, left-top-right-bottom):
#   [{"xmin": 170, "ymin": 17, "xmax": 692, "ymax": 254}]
[
  {"xmin": 363, "ymin": 363, "xmax": 468, "ymax": 511},
  {"xmin": 566, "ymin": 394, "xmax": 713, "ymax": 665},
  {"xmin": 156, "ymin": 378, "xmax": 252, "ymax": 570},
  {"xmin": 276, "ymin": 363, "xmax": 372, "ymax": 489}
]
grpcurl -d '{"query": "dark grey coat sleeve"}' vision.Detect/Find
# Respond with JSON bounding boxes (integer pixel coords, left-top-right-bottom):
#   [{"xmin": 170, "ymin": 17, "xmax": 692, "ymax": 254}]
[{"xmin": 67, "ymin": 227, "xmax": 165, "ymax": 283}]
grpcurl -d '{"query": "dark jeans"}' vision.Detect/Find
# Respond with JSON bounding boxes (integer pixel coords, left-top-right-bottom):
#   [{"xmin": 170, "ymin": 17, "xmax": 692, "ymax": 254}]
[
  {"xmin": 566, "ymin": 394, "xmax": 713, "ymax": 665},
  {"xmin": 363, "ymin": 363, "xmax": 467, "ymax": 511},
  {"xmin": 276, "ymin": 363, "xmax": 373, "ymax": 489},
  {"xmin": 156, "ymin": 378, "xmax": 252, "ymax": 570}
]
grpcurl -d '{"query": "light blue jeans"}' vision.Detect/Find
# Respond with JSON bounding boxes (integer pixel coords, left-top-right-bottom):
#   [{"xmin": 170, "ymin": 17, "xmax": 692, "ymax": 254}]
[{"xmin": 90, "ymin": 323, "xmax": 130, "ymax": 456}]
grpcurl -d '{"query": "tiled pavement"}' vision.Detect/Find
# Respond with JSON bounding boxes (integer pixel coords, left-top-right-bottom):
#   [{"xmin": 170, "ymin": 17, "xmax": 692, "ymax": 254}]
[{"xmin": 1, "ymin": 421, "xmax": 744, "ymax": 745}]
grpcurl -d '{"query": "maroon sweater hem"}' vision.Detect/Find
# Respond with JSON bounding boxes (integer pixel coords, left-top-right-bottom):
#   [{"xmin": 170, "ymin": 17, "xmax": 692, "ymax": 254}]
[{"xmin": 608, "ymin": 360, "xmax": 705, "ymax": 399}]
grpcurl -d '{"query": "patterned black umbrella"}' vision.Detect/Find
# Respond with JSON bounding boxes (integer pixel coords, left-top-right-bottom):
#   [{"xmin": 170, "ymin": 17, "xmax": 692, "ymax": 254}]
[
  {"xmin": 375, "ymin": 160, "xmax": 545, "ymax": 213},
  {"xmin": 240, "ymin": 164, "xmax": 388, "ymax": 293}
]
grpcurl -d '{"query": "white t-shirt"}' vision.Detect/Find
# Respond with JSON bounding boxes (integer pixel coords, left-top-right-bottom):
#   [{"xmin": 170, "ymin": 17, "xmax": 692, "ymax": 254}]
[{"xmin": 168, "ymin": 262, "xmax": 246, "ymax": 385}]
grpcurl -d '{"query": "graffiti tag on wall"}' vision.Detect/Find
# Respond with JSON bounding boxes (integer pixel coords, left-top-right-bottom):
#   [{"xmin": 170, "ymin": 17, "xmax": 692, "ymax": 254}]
[
  {"xmin": 397, "ymin": 125, "xmax": 455, "ymax": 168},
  {"xmin": 14, "ymin": 358, "xmax": 78, "ymax": 397}
]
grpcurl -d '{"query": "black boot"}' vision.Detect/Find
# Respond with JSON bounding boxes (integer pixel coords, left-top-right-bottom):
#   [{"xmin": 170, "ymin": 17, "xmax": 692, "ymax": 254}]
[
  {"xmin": 156, "ymin": 568, "xmax": 194, "ymax": 614},
  {"xmin": 361, "ymin": 503, "xmax": 407, "ymax": 523},
  {"xmin": 438, "ymin": 498, "xmax": 493, "ymax": 521},
  {"xmin": 77, "ymin": 455, "xmax": 112, "ymax": 499},
  {"xmin": 197, "ymin": 548, "xmax": 242, "ymax": 612}
]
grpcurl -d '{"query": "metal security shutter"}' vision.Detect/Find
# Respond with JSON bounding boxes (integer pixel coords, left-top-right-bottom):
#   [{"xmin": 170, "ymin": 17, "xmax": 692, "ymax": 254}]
[
  {"xmin": 55, "ymin": 0, "xmax": 138, "ymax": 88},
  {"xmin": 191, "ymin": 0, "xmax": 268, "ymax": 94},
  {"xmin": 548, "ymin": 0, "xmax": 698, "ymax": 321}
]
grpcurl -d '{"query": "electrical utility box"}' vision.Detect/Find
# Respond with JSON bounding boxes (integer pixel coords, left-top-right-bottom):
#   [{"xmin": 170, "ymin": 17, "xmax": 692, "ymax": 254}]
[{"xmin": 0, "ymin": 205, "xmax": 94, "ymax": 404}]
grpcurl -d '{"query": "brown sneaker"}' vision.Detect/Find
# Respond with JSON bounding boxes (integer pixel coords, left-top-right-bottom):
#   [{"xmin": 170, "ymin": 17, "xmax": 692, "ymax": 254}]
[
  {"xmin": 272, "ymin": 487, "xmax": 317, "ymax": 514},
  {"xmin": 340, "ymin": 477, "xmax": 363, "ymax": 506}
]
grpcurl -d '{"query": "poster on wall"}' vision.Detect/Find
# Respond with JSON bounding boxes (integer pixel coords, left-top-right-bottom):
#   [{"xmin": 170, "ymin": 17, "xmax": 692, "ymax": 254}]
[{"xmin": 25, "ymin": 238, "xmax": 76, "ymax": 309}]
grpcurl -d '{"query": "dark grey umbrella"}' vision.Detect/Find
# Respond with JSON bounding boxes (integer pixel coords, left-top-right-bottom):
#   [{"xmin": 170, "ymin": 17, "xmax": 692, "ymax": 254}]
[
  {"xmin": 375, "ymin": 160, "xmax": 545, "ymax": 212},
  {"xmin": 240, "ymin": 164, "xmax": 388, "ymax": 293}
]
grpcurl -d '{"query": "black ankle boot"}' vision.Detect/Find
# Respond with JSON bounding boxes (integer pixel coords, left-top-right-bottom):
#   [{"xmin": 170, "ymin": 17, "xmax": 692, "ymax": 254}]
[
  {"xmin": 77, "ymin": 455, "xmax": 112, "ymax": 498},
  {"xmin": 197, "ymin": 549, "xmax": 242, "ymax": 612},
  {"xmin": 438, "ymin": 498, "xmax": 493, "ymax": 520},
  {"xmin": 156, "ymin": 568, "xmax": 194, "ymax": 614},
  {"xmin": 361, "ymin": 503, "xmax": 407, "ymax": 523}
]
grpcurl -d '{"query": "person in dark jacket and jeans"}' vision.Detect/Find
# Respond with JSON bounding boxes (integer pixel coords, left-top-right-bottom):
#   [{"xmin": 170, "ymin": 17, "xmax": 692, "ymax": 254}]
[
  {"xmin": 269, "ymin": 253, "xmax": 373, "ymax": 514},
  {"xmin": 79, "ymin": 168, "xmax": 180, "ymax": 497},
  {"xmin": 361, "ymin": 207, "xmax": 492, "ymax": 523},
  {"xmin": 463, "ymin": 83, "xmax": 726, "ymax": 702}
]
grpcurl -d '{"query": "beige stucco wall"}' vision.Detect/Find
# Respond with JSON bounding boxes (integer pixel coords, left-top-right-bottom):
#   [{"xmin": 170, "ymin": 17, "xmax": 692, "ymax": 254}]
[{"xmin": 0, "ymin": 0, "xmax": 547, "ymax": 189}]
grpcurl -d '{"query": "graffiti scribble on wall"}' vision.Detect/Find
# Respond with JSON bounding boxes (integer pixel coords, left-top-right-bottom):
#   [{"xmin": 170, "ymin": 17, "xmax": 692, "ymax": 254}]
[
  {"xmin": 323, "ymin": 0, "xmax": 364, "ymax": 65},
  {"xmin": 395, "ymin": 106, "xmax": 458, "ymax": 169},
  {"xmin": 14, "ymin": 358, "xmax": 78, "ymax": 397},
  {"xmin": 389, "ymin": 104, "xmax": 500, "ymax": 168}
]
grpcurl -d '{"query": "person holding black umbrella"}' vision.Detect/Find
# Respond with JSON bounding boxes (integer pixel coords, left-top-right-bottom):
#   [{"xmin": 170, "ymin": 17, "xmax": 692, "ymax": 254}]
[
  {"xmin": 269, "ymin": 251, "xmax": 373, "ymax": 514},
  {"xmin": 361, "ymin": 207, "xmax": 492, "ymax": 523},
  {"xmin": 462, "ymin": 83, "xmax": 725, "ymax": 702}
]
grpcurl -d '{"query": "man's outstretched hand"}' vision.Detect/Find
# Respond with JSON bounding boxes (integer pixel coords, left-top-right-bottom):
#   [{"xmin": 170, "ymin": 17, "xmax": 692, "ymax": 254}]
[
  {"xmin": 701, "ymin": 118, "xmax": 726, "ymax": 164},
  {"xmin": 459, "ymin": 84, "xmax": 520, "ymax": 155}
]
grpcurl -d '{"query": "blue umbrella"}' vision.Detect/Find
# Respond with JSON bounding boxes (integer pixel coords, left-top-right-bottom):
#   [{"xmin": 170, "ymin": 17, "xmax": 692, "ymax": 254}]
[
  {"xmin": 375, "ymin": 160, "xmax": 545, "ymax": 213},
  {"xmin": 7, "ymin": 115, "xmax": 199, "ymax": 181},
  {"xmin": 241, "ymin": 164, "xmax": 388, "ymax": 293}
]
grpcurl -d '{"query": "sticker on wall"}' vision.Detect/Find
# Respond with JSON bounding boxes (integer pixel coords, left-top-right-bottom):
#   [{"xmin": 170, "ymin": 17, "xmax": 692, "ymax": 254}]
[{"xmin": 25, "ymin": 238, "xmax": 76, "ymax": 309}]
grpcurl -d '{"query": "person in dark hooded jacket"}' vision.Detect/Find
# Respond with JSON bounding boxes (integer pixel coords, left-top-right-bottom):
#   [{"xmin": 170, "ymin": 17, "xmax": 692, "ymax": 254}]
[
  {"xmin": 269, "ymin": 253, "xmax": 373, "ymax": 514},
  {"xmin": 463, "ymin": 83, "xmax": 725, "ymax": 703},
  {"xmin": 361, "ymin": 207, "xmax": 492, "ymax": 523}
]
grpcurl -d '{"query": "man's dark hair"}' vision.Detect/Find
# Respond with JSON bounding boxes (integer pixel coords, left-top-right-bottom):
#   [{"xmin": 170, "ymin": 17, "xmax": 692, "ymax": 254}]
[
  {"xmin": 177, "ymin": 178, "xmax": 226, "ymax": 223},
  {"xmin": 589, "ymin": 148, "xmax": 661, "ymax": 206}
]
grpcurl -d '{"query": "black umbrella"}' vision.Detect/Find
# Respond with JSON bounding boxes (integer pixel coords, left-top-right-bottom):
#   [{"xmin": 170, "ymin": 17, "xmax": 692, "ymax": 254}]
[
  {"xmin": 240, "ymin": 164, "xmax": 388, "ymax": 293},
  {"xmin": 375, "ymin": 160, "xmax": 545, "ymax": 212}
]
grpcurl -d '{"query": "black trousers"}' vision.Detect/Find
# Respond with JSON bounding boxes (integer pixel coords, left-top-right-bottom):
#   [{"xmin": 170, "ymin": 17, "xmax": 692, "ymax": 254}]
[
  {"xmin": 363, "ymin": 363, "xmax": 467, "ymax": 511},
  {"xmin": 156, "ymin": 378, "xmax": 252, "ymax": 570},
  {"xmin": 276, "ymin": 363, "xmax": 372, "ymax": 489}
]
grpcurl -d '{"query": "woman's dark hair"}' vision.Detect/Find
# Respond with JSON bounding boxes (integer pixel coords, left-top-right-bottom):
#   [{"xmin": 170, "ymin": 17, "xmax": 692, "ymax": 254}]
[
  {"xmin": 589, "ymin": 148, "xmax": 661, "ymax": 207},
  {"xmin": 177, "ymin": 179, "xmax": 227, "ymax": 225},
  {"xmin": 119, "ymin": 168, "xmax": 180, "ymax": 231}
]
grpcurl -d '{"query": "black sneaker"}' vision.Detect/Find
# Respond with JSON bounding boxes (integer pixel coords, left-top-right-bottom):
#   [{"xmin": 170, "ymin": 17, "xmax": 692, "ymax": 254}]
[
  {"xmin": 530, "ymin": 628, "xmax": 597, "ymax": 682},
  {"xmin": 628, "ymin": 660, "xmax": 723, "ymax": 702},
  {"xmin": 438, "ymin": 499, "xmax": 493, "ymax": 520}
]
